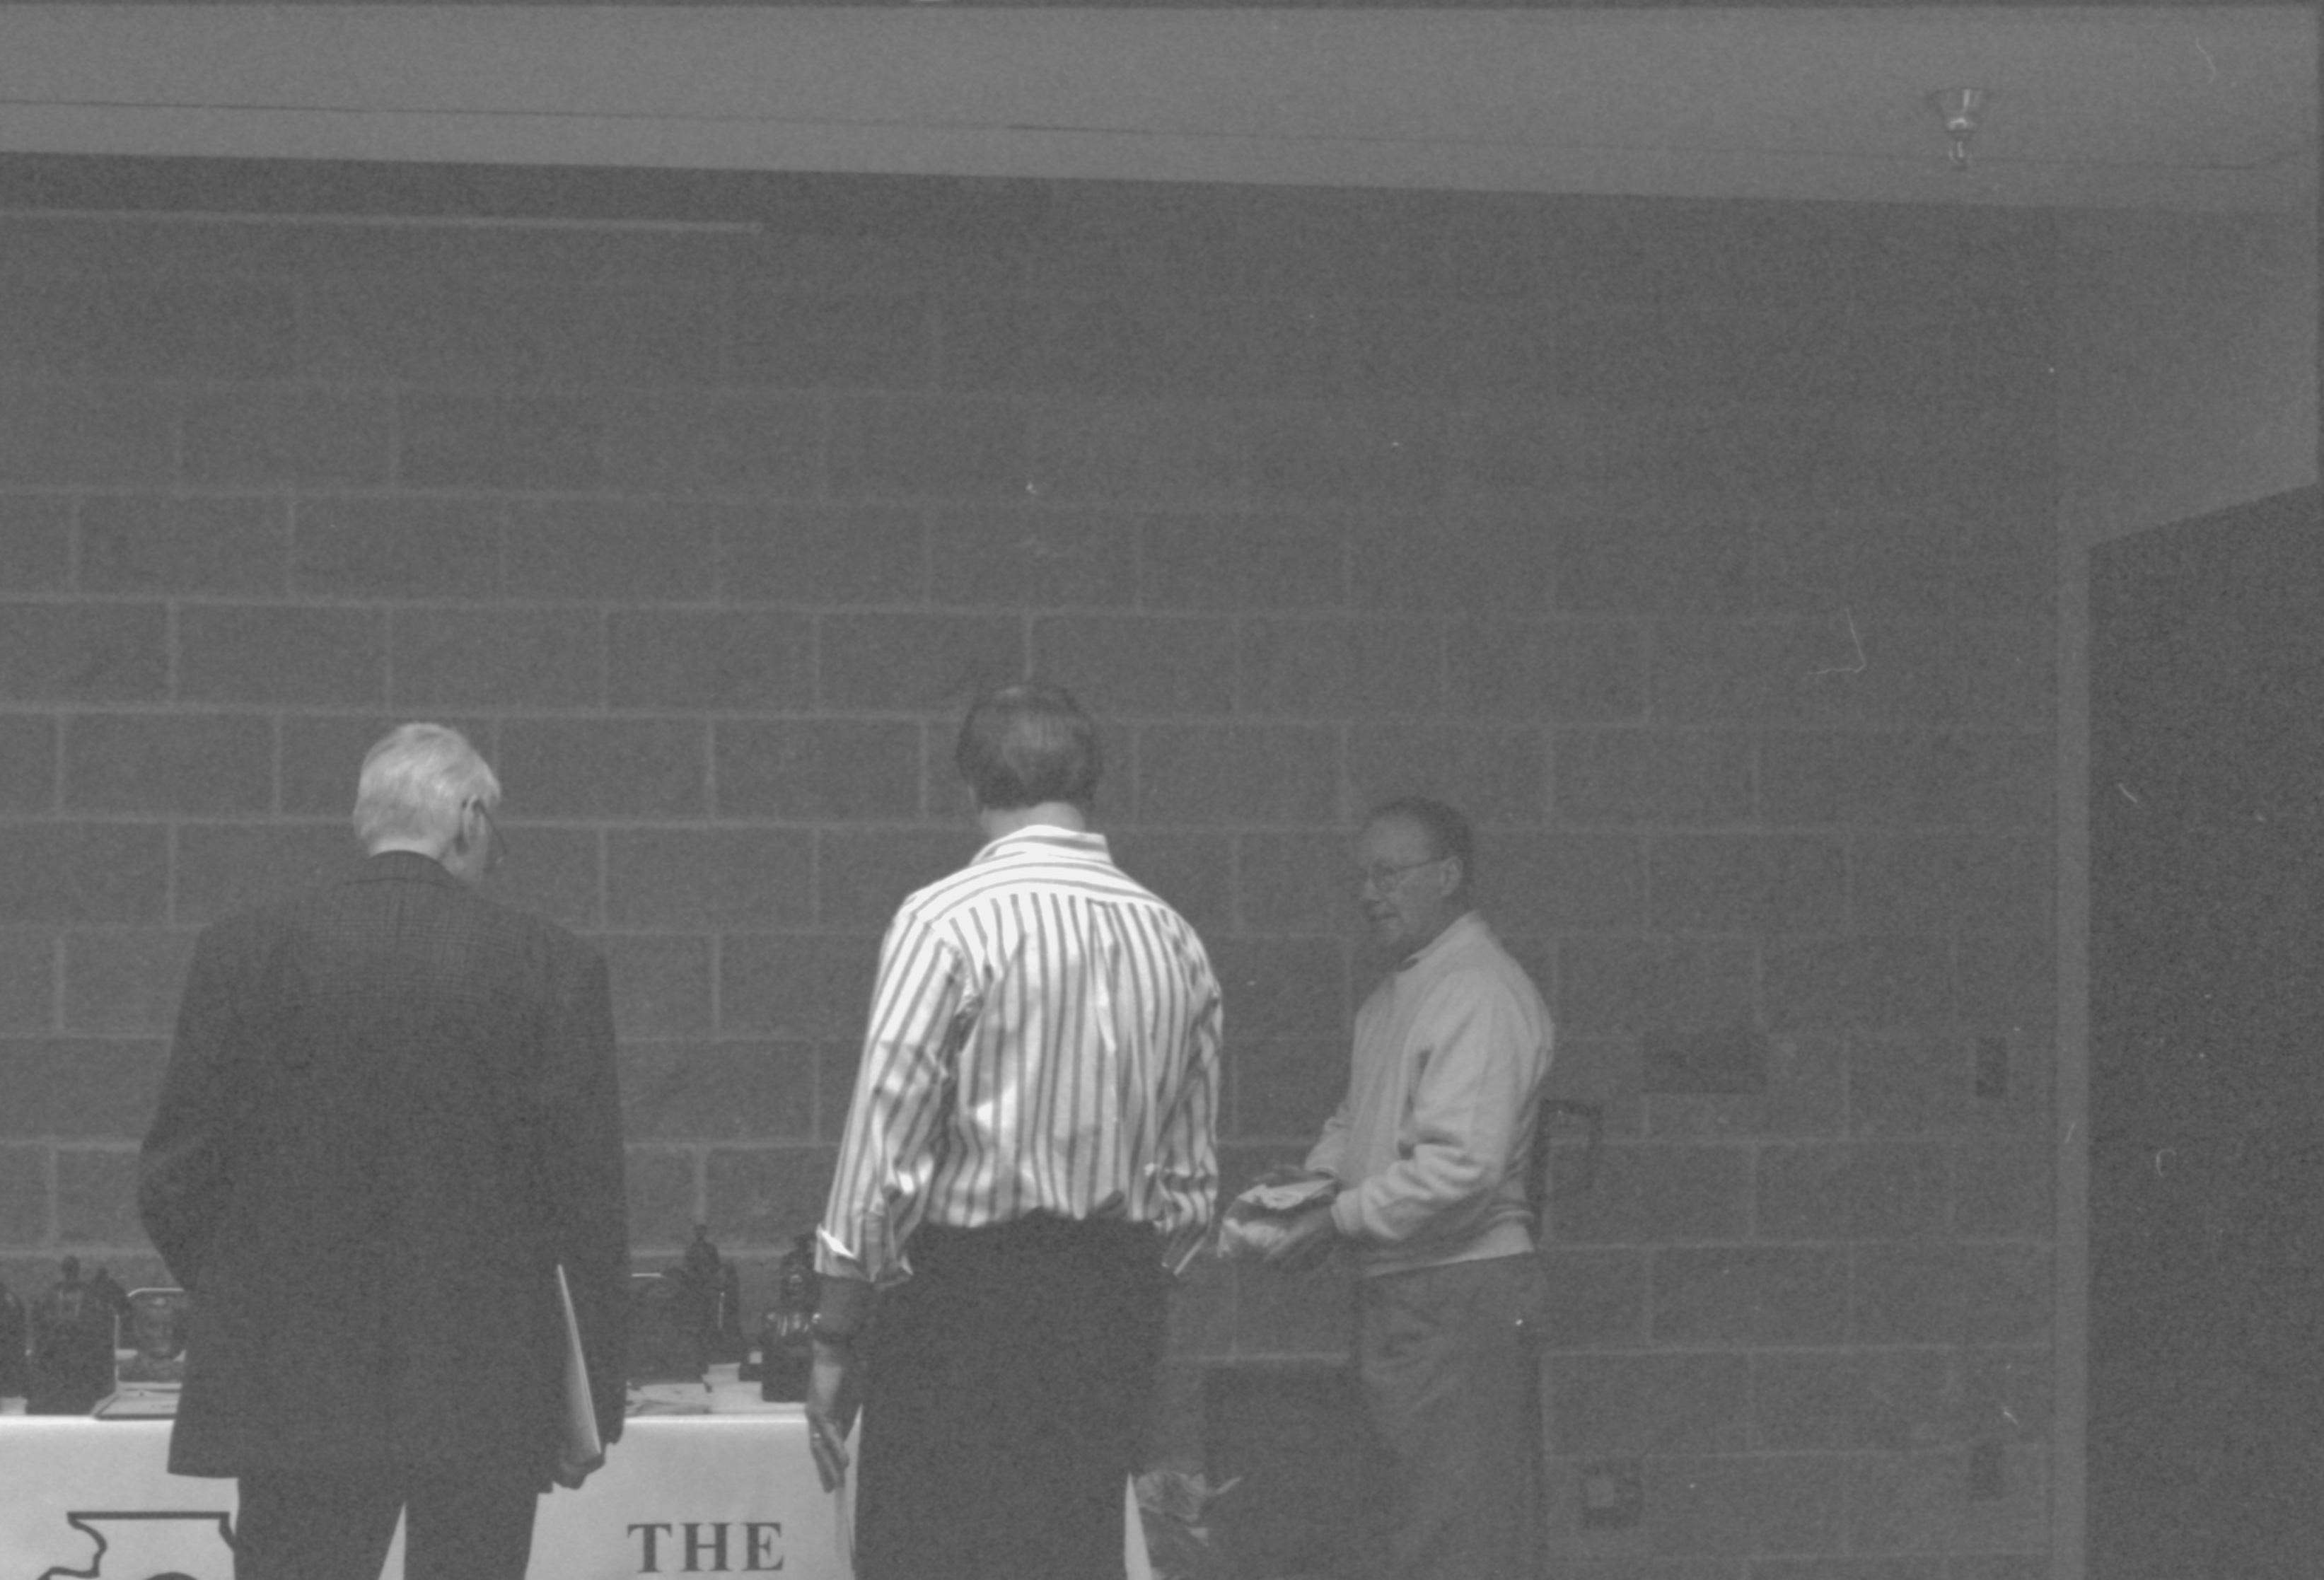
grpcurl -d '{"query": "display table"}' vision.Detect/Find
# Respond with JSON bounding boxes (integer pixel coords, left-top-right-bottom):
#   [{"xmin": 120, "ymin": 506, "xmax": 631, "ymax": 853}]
[{"xmin": 1, "ymin": 1370, "xmax": 1152, "ymax": 1579}]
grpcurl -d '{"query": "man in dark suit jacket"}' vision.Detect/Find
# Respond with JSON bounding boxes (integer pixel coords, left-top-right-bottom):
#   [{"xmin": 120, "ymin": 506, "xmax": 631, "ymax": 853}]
[{"xmin": 139, "ymin": 723, "xmax": 629, "ymax": 1580}]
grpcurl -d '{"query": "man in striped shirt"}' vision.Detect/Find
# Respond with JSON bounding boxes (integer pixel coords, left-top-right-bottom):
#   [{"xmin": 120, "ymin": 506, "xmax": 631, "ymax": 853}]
[{"xmin": 806, "ymin": 682, "xmax": 1223, "ymax": 1580}]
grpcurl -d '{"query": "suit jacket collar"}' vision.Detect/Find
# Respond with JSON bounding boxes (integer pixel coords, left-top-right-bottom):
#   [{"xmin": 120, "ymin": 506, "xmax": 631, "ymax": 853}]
[{"xmin": 352, "ymin": 850, "xmax": 461, "ymax": 889}]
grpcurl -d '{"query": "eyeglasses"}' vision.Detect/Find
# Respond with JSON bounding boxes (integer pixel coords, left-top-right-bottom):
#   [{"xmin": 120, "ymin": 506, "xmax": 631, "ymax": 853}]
[{"xmin": 1358, "ymin": 855, "xmax": 1446, "ymax": 894}]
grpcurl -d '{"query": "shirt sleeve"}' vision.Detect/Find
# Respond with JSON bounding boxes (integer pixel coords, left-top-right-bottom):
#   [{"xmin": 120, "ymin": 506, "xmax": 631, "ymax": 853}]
[
  {"xmin": 138, "ymin": 917, "xmax": 265, "ymax": 1291},
  {"xmin": 816, "ymin": 910, "xmax": 969, "ymax": 1288},
  {"xmin": 1150, "ymin": 953, "xmax": 1224, "ymax": 1276},
  {"xmin": 1328, "ymin": 970, "xmax": 1544, "ymax": 1248}
]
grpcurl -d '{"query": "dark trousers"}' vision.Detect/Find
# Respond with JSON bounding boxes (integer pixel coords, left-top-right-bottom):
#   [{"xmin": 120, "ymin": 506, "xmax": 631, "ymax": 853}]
[
  {"xmin": 233, "ymin": 1458, "xmax": 538, "ymax": 1580},
  {"xmin": 854, "ymin": 1216, "xmax": 1168, "ymax": 1580},
  {"xmin": 1354, "ymin": 1253, "xmax": 1546, "ymax": 1580}
]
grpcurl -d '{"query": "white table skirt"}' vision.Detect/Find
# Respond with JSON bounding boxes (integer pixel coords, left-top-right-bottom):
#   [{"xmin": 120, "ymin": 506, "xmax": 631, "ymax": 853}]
[{"xmin": 1, "ymin": 1371, "xmax": 1151, "ymax": 1579}]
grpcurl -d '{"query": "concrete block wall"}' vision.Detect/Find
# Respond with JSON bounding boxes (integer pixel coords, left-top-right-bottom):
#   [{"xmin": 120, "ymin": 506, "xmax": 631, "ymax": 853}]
[{"xmin": 0, "ymin": 178, "xmax": 2055, "ymax": 1573}]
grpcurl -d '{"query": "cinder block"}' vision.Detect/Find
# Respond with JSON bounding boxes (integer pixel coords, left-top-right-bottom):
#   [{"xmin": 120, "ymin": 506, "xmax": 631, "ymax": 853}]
[
  {"xmin": 1760, "ymin": 731, "xmax": 1960, "ymax": 828},
  {"xmin": 0, "ymin": 384, "xmax": 173, "ymax": 485},
  {"xmin": 1033, "ymin": 615, "xmax": 1234, "ymax": 719},
  {"xmin": 78, "ymin": 494, "xmax": 288, "ymax": 595},
  {"xmin": 1756, "ymin": 1142, "xmax": 1948, "ymax": 1242},
  {"xmin": 0, "ymin": 823, "xmax": 169, "ymax": 924},
  {"xmin": 929, "ymin": 294, "xmax": 1041, "ymax": 393},
  {"xmin": 62, "ymin": 929, "xmax": 196, "ymax": 1035},
  {"xmin": 1853, "ymin": 836, "xmax": 2052, "ymax": 934},
  {"xmin": 1446, "ymin": 619, "xmax": 1646, "ymax": 724},
  {"xmin": 1555, "ymin": 936, "xmax": 1755, "ymax": 1038},
  {"xmin": 1648, "ymin": 835, "xmax": 1847, "ymax": 934},
  {"xmin": 1137, "ymin": 513, "xmax": 1345, "ymax": 612},
  {"xmin": 63, "ymin": 713, "xmax": 275, "ymax": 815},
  {"xmin": 1952, "ymin": 934, "xmax": 2055, "ymax": 1033},
  {"xmin": 1104, "ymin": 829, "xmax": 1232, "ymax": 940},
  {"xmin": 1344, "ymin": 301, "xmax": 1557, "ymax": 399},
  {"xmin": 0, "ymin": 1144, "xmax": 47, "ymax": 1243},
  {"xmin": 1026, "ymin": 403, "xmax": 1250, "ymax": 509},
  {"xmin": 1238, "ymin": 618, "xmax": 1443, "ymax": 720},
  {"xmin": 179, "ymin": 605, "xmax": 387, "ymax": 706},
  {"xmin": 704, "ymin": 1144, "xmax": 839, "ymax": 1248},
  {"xmin": 1555, "ymin": 513, "xmax": 1756, "ymax": 615},
  {"xmin": 718, "ymin": 934, "xmax": 880, "ymax": 1040},
  {"xmin": 181, "ymin": 385, "xmax": 392, "ymax": 487},
  {"xmin": 1850, "ymin": 1243, "xmax": 2050, "ymax": 1347},
  {"xmin": 714, "ymin": 719, "xmax": 924, "ymax": 821},
  {"xmin": 605, "ymin": 829, "xmax": 813, "ymax": 930},
  {"xmin": 1762, "ymin": 938, "xmax": 1951, "ymax": 1033},
  {"xmin": 829, "ymin": 396, "xmax": 1030, "ymax": 500},
  {"xmin": 1247, "ymin": 407, "xmax": 1447, "ymax": 509},
  {"xmin": 54, "ymin": 1146, "xmax": 141, "ymax": 1245},
  {"xmin": 390, "ymin": 608, "xmax": 604, "ymax": 709},
  {"xmin": 619, "ymin": 1039, "xmax": 816, "ymax": 1142},
  {"xmin": 170, "ymin": 821, "xmax": 351, "ymax": 926},
  {"xmin": 0, "ymin": 602, "xmax": 168, "ymax": 702},
  {"xmin": 1487, "ymin": 834, "xmax": 1643, "ymax": 932},
  {"xmin": 1343, "ymin": 723, "xmax": 1546, "ymax": 825},
  {"xmin": 624, "ymin": 1147, "xmax": 701, "ymax": 1250},
  {"xmin": 608, "ymin": 610, "xmax": 813, "ymax": 712},
  {"xmin": 0, "ymin": 715, "xmax": 57, "ymax": 812},
  {"xmin": 818, "ymin": 612, "xmax": 1024, "ymax": 712},
  {"xmin": 1459, "ymin": 400, "xmax": 1599, "ymax": 500},
  {"xmin": 506, "ymin": 499, "xmax": 719, "ymax": 602},
  {"xmin": 731, "ymin": 287, "xmax": 931, "ymax": 388},
  {"xmin": 0, "ymin": 496, "xmax": 71, "ymax": 591},
  {"xmin": 1228, "ymin": 1036, "xmax": 1345, "ymax": 1142},
  {"xmin": 1953, "ymin": 1139, "xmax": 2054, "ymax": 1239},
  {"xmin": 931, "ymin": 506, "xmax": 1138, "ymax": 608},
  {"xmin": 1644, "ymin": 1453, "xmax": 1849, "ymax": 1557},
  {"xmin": 1652, "ymin": 1245, "xmax": 1849, "ymax": 1345},
  {"xmin": 1753, "ymin": 1349, "xmax": 1956, "ymax": 1456},
  {"xmin": 813, "ymin": 828, "xmax": 978, "ymax": 931},
  {"xmin": 0, "ymin": 274, "xmax": 294, "ymax": 380},
  {"xmin": 1748, "ymin": 507, "xmax": 1963, "ymax": 620},
  {"xmin": 291, "ymin": 496, "xmax": 505, "ymax": 599},
  {"xmin": 592, "ymin": 389, "xmax": 822, "ymax": 497},
  {"xmin": 1235, "ymin": 832, "xmax": 1355, "ymax": 935},
  {"xmin": 0, "ymin": 927, "xmax": 55, "ymax": 1032},
  {"xmin": 1555, "ymin": 731, "xmax": 1753, "ymax": 828},
  {"xmin": 492, "ymin": 718, "xmax": 708, "ymax": 819},
  {"xmin": 0, "ymin": 1038, "xmax": 170, "ymax": 1138},
  {"xmin": 557, "ymin": 283, "xmax": 728, "ymax": 387},
  {"xmin": 301, "ymin": 269, "xmax": 574, "ymax": 383},
  {"xmin": 397, "ymin": 390, "xmax": 602, "ymax": 491},
  {"xmin": 721, "ymin": 504, "xmax": 926, "ymax": 606},
  {"xmin": 1535, "ymin": 1248, "xmax": 1646, "ymax": 1349},
  {"xmin": 1207, "ymin": 936, "xmax": 1349, "ymax": 1040},
  {"xmin": 1550, "ymin": 1142, "xmax": 1751, "ymax": 1245},
  {"xmin": 1546, "ymin": 1352, "xmax": 1752, "ymax": 1456},
  {"xmin": 1134, "ymin": 724, "xmax": 1337, "ymax": 826},
  {"xmin": 599, "ymin": 934, "xmax": 714, "ymax": 1037}
]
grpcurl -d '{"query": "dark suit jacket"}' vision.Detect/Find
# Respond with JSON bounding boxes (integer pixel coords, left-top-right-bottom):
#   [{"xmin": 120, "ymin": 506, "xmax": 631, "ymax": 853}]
[{"xmin": 139, "ymin": 852, "xmax": 629, "ymax": 1480}]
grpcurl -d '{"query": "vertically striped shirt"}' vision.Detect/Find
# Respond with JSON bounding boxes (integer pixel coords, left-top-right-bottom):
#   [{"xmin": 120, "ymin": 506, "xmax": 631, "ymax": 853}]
[{"xmin": 817, "ymin": 824, "xmax": 1223, "ymax": 1285}]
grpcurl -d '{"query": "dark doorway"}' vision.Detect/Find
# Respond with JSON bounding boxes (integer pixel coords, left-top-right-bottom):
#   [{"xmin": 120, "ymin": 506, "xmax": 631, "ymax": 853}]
[{"xmin": 2089, "ymin": 485, "xmax": 2324, "ymax": 1577}]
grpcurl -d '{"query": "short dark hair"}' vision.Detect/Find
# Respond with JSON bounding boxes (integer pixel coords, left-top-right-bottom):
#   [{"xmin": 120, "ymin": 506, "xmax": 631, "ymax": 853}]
[
  {"xmin": 1367, "ymin": 796, "xmax": 1475, "ymax": 888},
  {"xmin": 955, "ymin": 682, "xmax": 1101, "ymax": 811}
]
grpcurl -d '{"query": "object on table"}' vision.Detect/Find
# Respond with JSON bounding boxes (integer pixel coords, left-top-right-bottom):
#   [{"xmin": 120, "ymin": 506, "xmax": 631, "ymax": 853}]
[
  {"xmin": 626, "ymin": 1271, "xmax": 705, "ymax": 1385},
  {"xmin": 756, "ymin": 1232, "xmax": 820, "ymax": 1402},
  {"xmin": 1214, "ymin": 1174, "xmax": 1338, "ymax": 1262},
  {"xmin": 27, "ymin": 1257, "xmax": 115, "ymax": 1415},
  {"xmin": 117, "ymin": 1289, "xmax": 190, "ymax": 1387}
]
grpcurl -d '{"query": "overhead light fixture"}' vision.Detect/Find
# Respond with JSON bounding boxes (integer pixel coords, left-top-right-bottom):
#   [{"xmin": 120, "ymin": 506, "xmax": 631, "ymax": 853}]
[{"xmin": 1928, "ymin": 88, "xmax": 1989, "ymax": 173}]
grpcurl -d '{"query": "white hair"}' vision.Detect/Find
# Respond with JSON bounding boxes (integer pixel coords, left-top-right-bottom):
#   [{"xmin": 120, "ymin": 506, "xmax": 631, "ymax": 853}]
[{"xmin": 353, "ymin": 723, "xmax": 500, "ymax": 850}]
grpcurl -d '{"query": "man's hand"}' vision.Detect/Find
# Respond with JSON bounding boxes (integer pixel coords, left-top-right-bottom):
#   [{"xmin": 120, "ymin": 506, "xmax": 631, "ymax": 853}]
[
  {"xmin": 1262, "ymin": 1201, "xmax": 1340, "ymax": 1274},
  {"xmin": 551, "ymin": 1447, "xmax": 604, "ymax": 1491},
  {"xmin": 806, "ymin": 1335, "xmax": 861, "ymax": 1494}
]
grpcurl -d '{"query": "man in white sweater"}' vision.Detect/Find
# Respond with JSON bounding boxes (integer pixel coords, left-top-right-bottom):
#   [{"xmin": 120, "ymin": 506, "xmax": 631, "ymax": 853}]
[{"xmin": 1267, "ymin": 796, "xmax": 1555, "ymax": 1580}]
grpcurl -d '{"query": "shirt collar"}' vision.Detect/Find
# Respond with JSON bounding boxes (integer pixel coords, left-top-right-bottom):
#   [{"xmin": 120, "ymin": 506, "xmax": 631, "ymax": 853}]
[
  {"xmin": 1399, "ymin": 909, "xmax": 1485, "ymax": 970},
  {"xmin": 972, "ymin": 823, "xmax": 1110, "ymax": 864}
]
